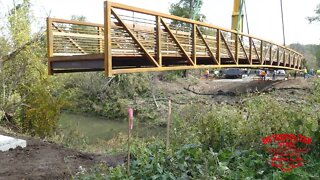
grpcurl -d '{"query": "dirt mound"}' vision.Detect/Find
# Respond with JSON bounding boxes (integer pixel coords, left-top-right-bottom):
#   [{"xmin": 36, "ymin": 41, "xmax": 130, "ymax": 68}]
[
  {"xmin": 154, "ymin": 77, "xmax": 313, "ymax": 106},
  {"xmin": 0, "ymin": 135, "xmax": 124, "ymax": 180}
]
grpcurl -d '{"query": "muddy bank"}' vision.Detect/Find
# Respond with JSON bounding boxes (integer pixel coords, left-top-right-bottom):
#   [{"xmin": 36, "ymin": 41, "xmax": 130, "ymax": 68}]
[{"xmin": 0, "ymin": 135, "xmax": 124, "ymax": 180}]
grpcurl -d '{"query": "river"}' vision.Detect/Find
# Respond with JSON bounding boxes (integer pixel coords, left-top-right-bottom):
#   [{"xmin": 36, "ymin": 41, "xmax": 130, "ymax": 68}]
[{"xmin": 59, "ymin": 113, "xmax": 164, "ymax": 144}]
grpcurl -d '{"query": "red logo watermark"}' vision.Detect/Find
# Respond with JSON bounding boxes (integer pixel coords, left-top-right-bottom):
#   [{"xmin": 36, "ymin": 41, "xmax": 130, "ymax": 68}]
[{"xmin": 262, "ymin": 134, "xmax": 312, "ymax": 172}]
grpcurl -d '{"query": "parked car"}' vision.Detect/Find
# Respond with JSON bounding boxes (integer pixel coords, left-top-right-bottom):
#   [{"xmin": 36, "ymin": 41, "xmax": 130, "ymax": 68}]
[
  {"xmin": 276, "ymin": 69, "xmax": 286, "ymax": 75},
  {"xmin": 222, "ymin": 69, "xmax": 245, "ymax": 79}
]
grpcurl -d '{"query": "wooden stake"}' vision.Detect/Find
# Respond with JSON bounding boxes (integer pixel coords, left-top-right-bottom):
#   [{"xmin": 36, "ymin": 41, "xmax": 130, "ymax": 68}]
[
  {"xmin": 166, "ymin": 97, "xmax": 172, "ymax": 151},
  {"xmin": 127, "ymin": 122, "xmax": 131, "ymax": 176},
  {"xmin": 127, "ymin": 108, "xmax": 133, "ymax": 176}
]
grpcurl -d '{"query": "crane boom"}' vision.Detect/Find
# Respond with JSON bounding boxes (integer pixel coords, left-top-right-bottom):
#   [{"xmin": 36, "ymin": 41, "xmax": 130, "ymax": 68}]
[{"xmin": 231, "ymin": 0, "xmax": 243, "ymax": 32}]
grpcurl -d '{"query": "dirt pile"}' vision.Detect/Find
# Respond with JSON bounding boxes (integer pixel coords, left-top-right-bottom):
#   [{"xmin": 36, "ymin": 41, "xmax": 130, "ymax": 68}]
[{"xmin": 0, "ymin": 135, "xmax": 124, "ymax": 180}]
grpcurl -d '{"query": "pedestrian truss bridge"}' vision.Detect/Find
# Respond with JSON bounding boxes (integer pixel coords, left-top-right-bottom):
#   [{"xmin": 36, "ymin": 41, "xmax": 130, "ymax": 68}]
[{"xmin": 47, "ymin": 1, "xmax": 304, "ymax": 77}]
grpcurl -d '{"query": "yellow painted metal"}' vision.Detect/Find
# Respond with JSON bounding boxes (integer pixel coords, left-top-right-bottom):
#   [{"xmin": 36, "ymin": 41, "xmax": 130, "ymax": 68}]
[
  {"xmin": 156, "ymin": 16, "xmax": 162, "ymax": 66},
  {"xmin": 160, "ymin": 18, "xmax": 195, "ymax": 66},
  {"xmin": 232, "ymin": 0, "xmax": 243, "ymax": 32},
  {"xmin": 112, "ymin": 64, "xmax": 299, "ymax": 75},
  {"xmin": 196, "ymin": 26, "xmax": 218, "ymax": 64},
  {"xmin": 47, "ymin": 17, "xmax": 53, "ymax": 75},
  {"xmin": 47, "ymin": 1, "xmax": 305, "ymax": 77},
  {"xmin": 104, "ymin": 1, "xmax": 112, "ymax": 77}
]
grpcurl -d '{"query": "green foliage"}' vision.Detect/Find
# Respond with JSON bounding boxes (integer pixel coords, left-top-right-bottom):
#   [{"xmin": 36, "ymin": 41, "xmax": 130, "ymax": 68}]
[
  {"xmin": 172, "ymin": 94, "xmax": 319, "ymax": 152},
  {"xmin": 198, "ymin": 106, "xmax": 243, "ymax": 151},
  {"xmin": 169, "ymin": 0, "xmax": 206, "ymax": 25},
  {"xmin": 8, "ymin": 0, "xmax": 32, "ymax": 47},
  {"xmin": 0, "ymin": 36, "xmax": 11, "ymax": 57},
  {"xmin": 21, "ymin": 79, "xmax": 67, "ymax": 137},
  {"xmin": 158, "ymin": 70, "xmax": 186, "ymax": 81},
  {"xmin": 63, "ymin": 73, "xmax": 154, "ymax": 121},
  {"xmin": 77, "ymin": 143, "xmax": 320, "ymax": 179},
  {"xmin": 0, "ymin": 0, "xmax": 68, "ymax": 138},
  {"xmin": 307, "ymin": 3, "xmax": 320, "ymax": 23},
  {"xmin": 290, "ymin": 44, "xmax": 320, "ymax": 69},
  {"xmin": 77, "ymin": 141, "xmax": 221, "ymax": 179},
  {"xmin": 53, "ymin": 125, "xmax": 89, "ymax": 150},
  {"xmin": 75, "ymin": 81, "xmax": 320, "ymax": 179},
  {"xmin": 311, "ymin": 79, "xmax": 320, "ymax": 103}
]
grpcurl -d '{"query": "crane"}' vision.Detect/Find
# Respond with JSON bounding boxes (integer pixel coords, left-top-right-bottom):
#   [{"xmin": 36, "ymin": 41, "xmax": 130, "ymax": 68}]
[
  {"xmin": 231, "ymin": 0, "xmax": 244, "ymax": 33},
  {"xmin": 232, "ymin": 0, "xmax": 286, "ymax": 46},
  {"xmin": 192, "ymin": 0, "xmax": 201, "ymax": 20}
]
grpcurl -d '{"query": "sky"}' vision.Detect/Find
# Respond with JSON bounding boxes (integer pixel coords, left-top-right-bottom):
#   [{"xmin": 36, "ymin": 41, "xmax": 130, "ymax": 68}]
[{"xmin": 1, "ymin": 0, "xmax": 319, "ymax": 45}]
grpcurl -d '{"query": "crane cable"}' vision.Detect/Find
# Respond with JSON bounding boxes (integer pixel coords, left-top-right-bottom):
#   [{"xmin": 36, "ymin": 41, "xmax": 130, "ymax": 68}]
[
  {"xmin": 236, "ymin": 0, "xmax": 244, "ymax": 32},
  {"xmin": 236, "ymin": 0, "xmax": 250, "ymax": 34},
  {"xmin": 243, "ymin": 0, "xmax": 250, "ymax": 34},
  {"xmin": 192, "ymin": 0, "xmax": 201, "ymax": 20},
  {"xmin": 280, "ymin": 0, "xmax": 286, "ymax": 46}
]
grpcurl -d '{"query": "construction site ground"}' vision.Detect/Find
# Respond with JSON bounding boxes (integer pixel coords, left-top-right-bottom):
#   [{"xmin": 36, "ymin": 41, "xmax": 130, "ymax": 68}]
[{"xmin": 0, "ymin": 76, "xmax": 313, "ymax": 179}]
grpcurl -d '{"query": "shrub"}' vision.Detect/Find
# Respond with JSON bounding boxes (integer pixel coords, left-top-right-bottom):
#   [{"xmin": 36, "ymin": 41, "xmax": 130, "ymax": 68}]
[{"xmin": 21, "ymin": 79, "xmax": 66, "ymax": 138}]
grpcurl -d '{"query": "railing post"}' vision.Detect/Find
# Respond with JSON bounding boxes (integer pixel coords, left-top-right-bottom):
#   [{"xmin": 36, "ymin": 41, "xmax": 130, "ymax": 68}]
[
  {"xmin": 192, "ymin": 24, "xmax": 197, "ymax": 65},
  {"xmin": 156, "ymin": 16, "xmax": 162, "ymax": 66},
  {"xmin": 269, "ymin": 45, "xmax": 272, "ymax": 65},
  {"xmin": 293, "ymin": 54, "xmax": 296, "ymax": 69},
  {"xmin": 47, "ymin": 17, "xmax": 53, "ymax": 75},
  {"xmin": 235, "ymin": 33, "xmax": 239, "ymax": 65},
  {"xmin": 98, "ymin": 26, "xmax": 103, "ymax": 53},
  {"xmin": 283, "ymin": 51, "xmax": 286, "ymax": 67},
  {"xmin": 260, "ymin": 41, "xmax": 263, "ymax": 65},
  {"xmin": 298, "ymin": 57, "xmax": 302, "ymax": 69},
  {"xmin": 288, "ymin": 53, "xmax": 291, "ymax": 68},
  {"xmin": 104, "ymin": 1, "xmax": 112, "ymax": 77},
  {"xmin": 277, "ymin": 48, "xmax": 280, "ymax": 66},
  {"xmin": 249, "ymin": 37, "xmax": 252, "ymax": 65},
  {"xmin": 216, "ymin": 30, "xmax": 221, "ymax": 66}
]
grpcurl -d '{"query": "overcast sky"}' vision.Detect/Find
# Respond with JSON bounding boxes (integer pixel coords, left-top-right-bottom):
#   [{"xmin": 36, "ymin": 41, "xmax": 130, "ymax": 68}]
[{"xmin": 1, "ymin": 0, "xmax": 319, "ymax": 45}]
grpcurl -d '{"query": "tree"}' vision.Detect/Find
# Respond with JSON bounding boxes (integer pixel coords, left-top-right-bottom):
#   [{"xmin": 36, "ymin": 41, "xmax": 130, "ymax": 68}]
[
  {"xmin": 307, "ymin": 3, "xmax": 320, "ymax": 69},
  {"xmin": 169, "ymin": 0, "xmax": 206, "ymax": 23},
  {"xmin": 169, "ymin": 0, "xmax": 206, "ymax": 77},
  {"xmin": 307, "ymin": 3, "xmax": 320, "ymax": 23},
  {"xmin": 0, "ymin": 0, "xmax": 66, "ymax": 137}
]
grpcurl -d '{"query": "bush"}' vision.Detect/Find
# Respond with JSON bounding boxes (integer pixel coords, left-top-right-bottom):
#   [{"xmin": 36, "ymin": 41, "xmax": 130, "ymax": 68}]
[
  {"xmin": 169, "ymin": 94, "xmax": 319, "ymax": 153},
  {"xmin": 21, "ymin": 79, "xmax": 66, "ymax": 138}
]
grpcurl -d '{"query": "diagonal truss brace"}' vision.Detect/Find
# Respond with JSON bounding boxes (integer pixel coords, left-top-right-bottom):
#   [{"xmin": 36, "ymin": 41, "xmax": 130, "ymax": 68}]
[
  {"xmin": 220, "ymin": 32, "xmax": 236, "ymax": 63},
  {"xmin": 238, "ymin": 36, "xmax": 249, "ymax": 61},
  {"xmin": 52, "ymin": 24, "xmax": 86, "ymax": 54},
  {"xmin": 111, "ymin": 9, "xmax": 159, "ymax": 67},
  {"xmin": 195, "ymin": 26, "xmax": 218, "ymax": 64},
  {"xmin": 160, "ymin": 18, "xmax": 195, "ymax": 66},
  {"xmin": 251, "ymin": 39, "xmax": 261, "ymax": 63}
]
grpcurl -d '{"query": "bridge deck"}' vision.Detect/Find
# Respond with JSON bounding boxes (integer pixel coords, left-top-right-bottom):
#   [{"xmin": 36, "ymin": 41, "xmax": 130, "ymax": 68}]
[{"xmin": 47, "ymin": 1, "xmax": 304, "ymax": 76}]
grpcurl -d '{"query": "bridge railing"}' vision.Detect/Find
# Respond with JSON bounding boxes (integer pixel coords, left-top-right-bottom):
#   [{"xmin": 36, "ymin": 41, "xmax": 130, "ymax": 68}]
[
  {"xmin": 48, "ymin": 1, "xmax": 304, "ymax": 76},
  {"xmin": 103, "ymin": 1, "xmax": 304, "ymax": 76},
  {"xmin": 47, "ymin": 18, "xmax": 104, "ymax": 57}
]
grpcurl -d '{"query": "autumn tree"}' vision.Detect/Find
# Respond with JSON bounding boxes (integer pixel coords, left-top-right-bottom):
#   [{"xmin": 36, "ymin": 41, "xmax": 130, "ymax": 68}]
[{"xmin": 0, "ymin": 0, "xmax": 66, "ymax": 137}]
